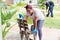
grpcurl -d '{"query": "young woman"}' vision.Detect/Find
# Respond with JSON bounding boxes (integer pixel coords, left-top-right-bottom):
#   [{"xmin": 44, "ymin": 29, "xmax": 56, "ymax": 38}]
[{"xmin": 24, "ymin": 5, "xmax": 45, "ymax": 40}]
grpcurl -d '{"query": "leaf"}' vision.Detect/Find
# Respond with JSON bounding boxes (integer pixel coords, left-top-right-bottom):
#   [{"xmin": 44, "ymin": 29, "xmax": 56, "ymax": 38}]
[{"xmin": 6, "ymin": 21, "xmax": 10, "ymax": 27}]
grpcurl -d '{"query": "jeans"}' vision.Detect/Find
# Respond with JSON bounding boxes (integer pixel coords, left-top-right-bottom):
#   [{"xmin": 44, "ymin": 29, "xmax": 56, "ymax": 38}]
[
  {"xmin": 46, "ymin": 6, "xmax": 54, "ymax": 17},
  {"xmin": 37, "ymin": 20, "xmax": 44, "ymax": 40}
]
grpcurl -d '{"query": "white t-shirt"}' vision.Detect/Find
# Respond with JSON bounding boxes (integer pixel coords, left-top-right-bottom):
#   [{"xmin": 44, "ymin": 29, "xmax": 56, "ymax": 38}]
[{"xmin": 26, "ymin": 8, "xmax": 45, "ymax": 20}]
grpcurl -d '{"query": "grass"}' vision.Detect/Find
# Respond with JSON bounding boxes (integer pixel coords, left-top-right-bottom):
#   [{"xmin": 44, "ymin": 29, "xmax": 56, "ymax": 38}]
[
  {"xmin": 54, "ymin": 6, "xmax": 60, "ymax": 11},
  {"xmin": 44, "ymin": 13, "xmax": 60, "ymax": 29}
]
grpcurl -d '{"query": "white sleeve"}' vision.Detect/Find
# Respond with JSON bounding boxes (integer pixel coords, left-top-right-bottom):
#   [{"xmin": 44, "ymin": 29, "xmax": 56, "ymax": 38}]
[{"xmin": 34, "ymin": 11, "xmax": 38, "ymax": 17}]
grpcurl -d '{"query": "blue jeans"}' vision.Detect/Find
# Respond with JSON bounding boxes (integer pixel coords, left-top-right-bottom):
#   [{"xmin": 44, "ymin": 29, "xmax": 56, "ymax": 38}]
[
  {"xmin": 37, "ymin": 20, "xmax": 44, "ymax": 40},
  {"xmin": 46, "ymin": 6, "xmax": 54, "ymax": 17}
]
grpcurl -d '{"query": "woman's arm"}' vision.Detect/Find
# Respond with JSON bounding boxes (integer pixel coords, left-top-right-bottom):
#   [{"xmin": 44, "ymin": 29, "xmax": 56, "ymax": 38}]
[
  {"xmin": 24, "ymin": 15, "xmax": 28, "ymax": 20},
  {"xmin": 34, "ymin": 16, "xmax": 38, "ymax": 28}
]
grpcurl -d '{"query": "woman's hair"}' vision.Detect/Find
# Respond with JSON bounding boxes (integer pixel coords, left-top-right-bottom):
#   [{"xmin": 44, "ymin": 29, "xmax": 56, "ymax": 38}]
[{"xmin": 24, "ymin": 5, "xmax": 32, "ymax": 9}]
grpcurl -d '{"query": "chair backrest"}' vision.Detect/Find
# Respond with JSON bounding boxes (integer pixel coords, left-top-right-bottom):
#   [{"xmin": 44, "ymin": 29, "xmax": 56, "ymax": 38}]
[{"xmin": 17, "ymin": 18, "xmax": 28, "ymax": 29}]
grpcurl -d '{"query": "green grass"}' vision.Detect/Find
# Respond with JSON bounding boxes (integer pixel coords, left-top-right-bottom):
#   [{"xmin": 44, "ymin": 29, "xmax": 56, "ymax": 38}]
[
  {"xmin": 44, "ymin": 13, "xmax": 60, "ymax": 29},
  {"xmin": 27, "ymin": 17, "xmax": 33, "ymax": 24},
  {"xmin": 54, "ymin": 6, "xmax": 60, "ymax": 11}
]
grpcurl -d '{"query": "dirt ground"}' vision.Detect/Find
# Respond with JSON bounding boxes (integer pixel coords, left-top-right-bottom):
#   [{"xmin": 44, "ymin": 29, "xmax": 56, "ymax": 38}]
[{"xmin": 4, "ymin": 23, "xmax": 60, "ymax": 40}]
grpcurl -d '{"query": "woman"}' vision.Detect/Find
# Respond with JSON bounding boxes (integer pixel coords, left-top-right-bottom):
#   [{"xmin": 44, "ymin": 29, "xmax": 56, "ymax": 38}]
[{"xmin": 24, "ymin": 5, "xmax": 45, "ymax": 40}]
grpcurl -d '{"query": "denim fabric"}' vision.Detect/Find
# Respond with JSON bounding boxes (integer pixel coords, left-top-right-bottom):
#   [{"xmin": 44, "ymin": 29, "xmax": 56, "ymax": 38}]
[
  {"xmin": 46, "ymin": 5, "xmax": 54, "ymax": 17},
  {"xmin": 37, "ymin": 20, "xmax": 44, "ymax": 40}
]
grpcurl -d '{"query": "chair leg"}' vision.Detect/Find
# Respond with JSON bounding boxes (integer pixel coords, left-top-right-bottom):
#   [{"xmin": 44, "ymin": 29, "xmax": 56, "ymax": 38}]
[{"xmin": 20, "ymin": 31, "xmax": 24, "ymax": 40}]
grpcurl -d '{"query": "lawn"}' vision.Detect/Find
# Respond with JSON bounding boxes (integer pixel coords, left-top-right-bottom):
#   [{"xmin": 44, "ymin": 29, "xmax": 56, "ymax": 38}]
[
  {"xmin": 44, "ymin": 13, "xmax": 60, "ymax": 29},
  {"xmin": 54, "ymin": 6, "xmax": 60, "ymax": 11}
]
